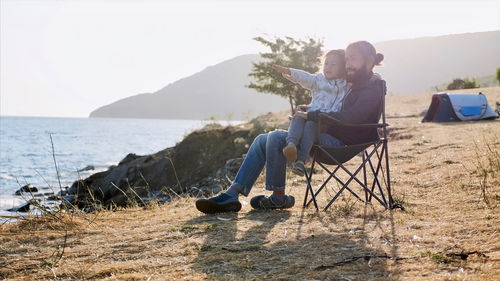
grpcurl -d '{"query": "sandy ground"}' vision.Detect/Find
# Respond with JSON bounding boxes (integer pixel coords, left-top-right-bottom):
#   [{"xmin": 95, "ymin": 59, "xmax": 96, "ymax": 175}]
[{"xmin": 1, "ymin": 87, "xmax": 499, "ymax": 280}]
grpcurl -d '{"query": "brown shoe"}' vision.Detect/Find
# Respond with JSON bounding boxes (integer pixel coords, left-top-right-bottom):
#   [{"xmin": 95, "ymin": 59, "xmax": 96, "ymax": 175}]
[{"xmin": 282, "ymin": 143, "xmax": 297, "ymax": 162}]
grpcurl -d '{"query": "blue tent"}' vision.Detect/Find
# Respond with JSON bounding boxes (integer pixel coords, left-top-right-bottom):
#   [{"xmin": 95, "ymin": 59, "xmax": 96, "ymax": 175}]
[{"xmin": 422, "ymin": 93, "xmax": 498, "ymax": 122}]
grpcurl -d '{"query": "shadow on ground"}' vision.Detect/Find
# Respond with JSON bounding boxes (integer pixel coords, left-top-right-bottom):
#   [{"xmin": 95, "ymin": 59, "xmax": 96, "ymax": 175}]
[{"xmin": 185, "ymin": 205, "xmax": 400, "ymax": 280}]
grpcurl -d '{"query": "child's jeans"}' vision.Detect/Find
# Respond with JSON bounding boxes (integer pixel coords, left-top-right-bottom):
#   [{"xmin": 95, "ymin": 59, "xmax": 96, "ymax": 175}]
[{"xmin": 286, "ymin": 117, "xmax": 317, "ymax": 162}]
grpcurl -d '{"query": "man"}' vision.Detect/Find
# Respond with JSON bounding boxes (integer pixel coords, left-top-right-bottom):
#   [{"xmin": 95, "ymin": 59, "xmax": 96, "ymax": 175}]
[{"xmin": 196, "ymin": 41, "xmax": 385, "ymax": 214}]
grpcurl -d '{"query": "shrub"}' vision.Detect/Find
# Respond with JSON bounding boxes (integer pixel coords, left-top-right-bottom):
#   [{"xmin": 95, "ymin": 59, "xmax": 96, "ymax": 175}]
[
  {"xmin": 446, "ymin": 77, "xmax": 480, "ymax": 90},
  {"xmin": 496, "ymin": 67, "xmax": 500, "ymax": 86}
]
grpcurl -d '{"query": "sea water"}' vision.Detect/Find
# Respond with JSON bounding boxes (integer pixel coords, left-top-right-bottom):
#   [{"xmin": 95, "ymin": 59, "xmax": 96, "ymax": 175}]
[{"xmin": 0, "ymin": 116, "xmax": 242, "ymax": 216}]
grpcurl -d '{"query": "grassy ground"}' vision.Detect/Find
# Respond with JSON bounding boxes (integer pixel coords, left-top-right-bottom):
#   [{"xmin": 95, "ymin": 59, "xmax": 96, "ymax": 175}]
[{"xmin": 1, "ymin": 87, "xmax": 499, "ymax": 280}]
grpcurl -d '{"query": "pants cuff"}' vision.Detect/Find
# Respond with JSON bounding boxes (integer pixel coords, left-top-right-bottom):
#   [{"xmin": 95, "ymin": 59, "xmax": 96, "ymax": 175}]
[
  {"xmin": 231, "ymin": 182, "xmax": 249, "ymax": 197},
  {"xmin": 265, "ymin": 185, "xmax": 286, "ymax": 192}
]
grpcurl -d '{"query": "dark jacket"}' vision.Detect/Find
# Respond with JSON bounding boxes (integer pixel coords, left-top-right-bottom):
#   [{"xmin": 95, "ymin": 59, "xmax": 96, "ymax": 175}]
[{"xmin": 307, "ymin": 72, "xmax": 384, "ymax": 145}]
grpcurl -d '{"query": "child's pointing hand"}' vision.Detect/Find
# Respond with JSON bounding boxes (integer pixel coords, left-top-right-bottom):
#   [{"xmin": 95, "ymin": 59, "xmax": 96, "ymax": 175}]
[{"xmin": 272, "ymin": 64, "xmax": 291, "ymax": 75}]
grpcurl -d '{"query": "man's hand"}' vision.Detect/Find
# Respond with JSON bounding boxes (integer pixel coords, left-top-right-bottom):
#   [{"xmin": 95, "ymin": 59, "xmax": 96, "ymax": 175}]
[
  {"xmin": 294, "ymin": 110, "xmax": 308, "ymax": 120},
  {"xmin": 272, "ymin": 64, "xmax": 291, "ymax": 75}
]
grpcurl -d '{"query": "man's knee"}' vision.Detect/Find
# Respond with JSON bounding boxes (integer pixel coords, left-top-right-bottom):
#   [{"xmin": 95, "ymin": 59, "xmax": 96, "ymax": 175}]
[
  {"xmin": 267, "ymin": 130, "xmax": 287, "ymax": 146},
  {"xmin": 250, "ymin": 133, "xmax": 268, "ymax": 151},
  {"xmin": 254, "ymin": 133, "xmax": 268, "ymax": 144}
]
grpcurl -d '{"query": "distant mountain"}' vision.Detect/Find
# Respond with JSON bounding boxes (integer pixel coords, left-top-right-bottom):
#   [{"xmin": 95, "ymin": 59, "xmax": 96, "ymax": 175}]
[
  {"xmin": 374, "ymin": 30, "xmax": 500, "ymax": 94},
  {"xmin": 89, "ymin": 54, "xmax": 289, "ymax": 120},
  {"xmin": 90, "ymin": 30, "xmax": 500, "ymax": 120}
]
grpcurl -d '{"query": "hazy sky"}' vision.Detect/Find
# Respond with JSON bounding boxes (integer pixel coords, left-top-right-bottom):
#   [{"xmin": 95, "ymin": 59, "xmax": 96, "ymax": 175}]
[{"xmin": 1, "ymin": 0, "xmax": 499, "ymax": 117}]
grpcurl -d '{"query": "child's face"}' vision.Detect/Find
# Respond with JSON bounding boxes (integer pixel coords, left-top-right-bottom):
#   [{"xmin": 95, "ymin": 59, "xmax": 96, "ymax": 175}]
[{"xmin": 323, "ymin": 55, "xmax": 345, "ymax": 80}]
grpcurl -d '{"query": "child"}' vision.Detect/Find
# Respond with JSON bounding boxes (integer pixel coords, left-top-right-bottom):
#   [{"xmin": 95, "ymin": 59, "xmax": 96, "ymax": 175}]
[{"xmin": 272, "ymin": 49, "xmax": 349, "ymax": 176}]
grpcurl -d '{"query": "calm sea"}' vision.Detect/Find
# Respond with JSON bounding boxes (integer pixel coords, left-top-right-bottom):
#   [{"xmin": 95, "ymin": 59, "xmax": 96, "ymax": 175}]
[{"xmin": 0, "ymin": 116, "xmax": 241, "ymax": 215}]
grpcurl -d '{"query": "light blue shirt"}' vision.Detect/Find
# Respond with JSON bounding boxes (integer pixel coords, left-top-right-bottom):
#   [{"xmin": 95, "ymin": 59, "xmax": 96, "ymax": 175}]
[{"xmin": 284, "ymin": 68, "xmax": 349, "ymax": 113}]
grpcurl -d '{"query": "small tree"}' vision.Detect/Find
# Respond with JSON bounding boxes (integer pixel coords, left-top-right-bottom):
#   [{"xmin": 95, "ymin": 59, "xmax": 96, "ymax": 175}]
[
  {"xmin": 464, "ymin": 77, "xmax": 480, "ymax": 89},
  {"xmin": 446, "ymin": 78, "xmax": 465, "ymax": 90},
  {"xmin": 247, "ymin": 36, "xmax": 323, "ymax": 114},
  {"xmin": 496, "ymin": 67, "xmax": 500, "ymax": 86},
  {"xmin": 447, "ymin": 77, "xmax": 480, "ymax": 90}
]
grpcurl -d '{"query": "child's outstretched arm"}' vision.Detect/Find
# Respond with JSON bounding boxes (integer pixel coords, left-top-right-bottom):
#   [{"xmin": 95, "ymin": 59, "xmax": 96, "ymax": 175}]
[
  {"xmin": 272, "ymin": 64, "xmax": 291, "ymax": 75},
  {"xmin": 273, "ymin": 65, "xmax": 317, "ymax": 90}
]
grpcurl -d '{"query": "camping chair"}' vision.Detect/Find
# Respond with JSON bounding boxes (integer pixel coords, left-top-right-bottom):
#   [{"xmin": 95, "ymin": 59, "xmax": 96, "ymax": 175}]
[{"xmin": 303, "ymin": 80, "xmax": 393, "ymax": 211}]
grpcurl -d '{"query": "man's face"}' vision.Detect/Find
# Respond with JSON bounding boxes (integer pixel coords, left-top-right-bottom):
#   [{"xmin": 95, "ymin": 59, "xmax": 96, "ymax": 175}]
[{"xmin": 345, "ymin": 47, "xmax": 370, "ymax": 82}]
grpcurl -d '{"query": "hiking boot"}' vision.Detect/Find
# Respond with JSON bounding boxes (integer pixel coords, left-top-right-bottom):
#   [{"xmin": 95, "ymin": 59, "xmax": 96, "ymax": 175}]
[
  {"xmin": 250, "ymin": 194, "xmax": 295, "ymax": 210},
  {"xmin": 282, "ymin": 143, "xmax": 297, "ymax": 162},
  {"xmin": 291, "ymin": 161, "xmax": 306, "ymax": 177},
  {"xmin": 196, "ymin": 193, "xmax": 241, "ymax": 214}
]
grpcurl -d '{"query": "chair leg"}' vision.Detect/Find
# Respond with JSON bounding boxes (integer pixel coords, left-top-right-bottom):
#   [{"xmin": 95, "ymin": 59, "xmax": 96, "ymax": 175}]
[
  {"xmin": 367, "ymin": 148, "xmax": 388, "ymax": 206},
  {"xmin": 384, "ymin": 140, "xmax": 393, "ymax": 208},
  {"xmin": 303, "ymin": 172, "xmax": 310, "ymax": 208},
  {"xmin": 305, "ymin": 162, "xmax": 337, "ymax": 207},
  {"xmin": 363, "ymin": 152, "xmax": 368, "ymax": 202},
  {"xmin": 304, "ymin": 156, "xmax": 319, "ymax": 210}
]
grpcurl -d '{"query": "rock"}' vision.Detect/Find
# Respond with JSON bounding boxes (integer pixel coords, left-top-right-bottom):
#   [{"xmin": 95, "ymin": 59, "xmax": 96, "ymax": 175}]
[
  {"xmin": 7, "ymin": 199, "xmax": 38, "ymax": 212},
  {"xmin": 7, "ymin": 202, "xmax": 30, "ymax": 212},
  {"xmin": 14, "ymin": 184, "xmax": 38, "ymax": 195},
  {"xmin": 66, "ymin": 113, "xmax": 286, "ymax": 209},
  {"xmin": 58, "ymin": 195, "xmax": 77, "ymax": 209},
  {"xmin": 78, "ymin": 165, "xmax": 95, "ymax": 172},
  {"xmin": 57, "ymin": 189, "xmax": 68, "ymax": 196},
  {"xmin": 215, "ymin": 158, "xmax": 244, "ymax": 182},
  {"xmin": 68, "ymin": 125, "xmax": 256, "ymax": 208},
  {"xmin": 186, "ymin": 157, "xmax": 244, "ymax": 196}
]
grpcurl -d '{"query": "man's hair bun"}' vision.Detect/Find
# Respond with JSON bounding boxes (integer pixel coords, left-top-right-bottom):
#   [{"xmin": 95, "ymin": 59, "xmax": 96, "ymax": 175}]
[{"xmin": 374, "ymin": 53, "xmax": 384, "ymax": 66}]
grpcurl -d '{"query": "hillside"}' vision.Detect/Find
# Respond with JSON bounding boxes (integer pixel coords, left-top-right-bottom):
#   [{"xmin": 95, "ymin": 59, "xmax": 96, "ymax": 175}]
[
  {"xmin": 375, "ymin": 30, "xmax": 500, "ymax": 94},
  {"xmin": 2, "ymin": 88, "xmax": 499, "ymax": 280},
  {"xmin": 89, "ymin": 54, "xmax": 290, "ymax": 120},
  {"xmin": 90, "ymin": 30, "xmax": 500, "ymax": 120}
]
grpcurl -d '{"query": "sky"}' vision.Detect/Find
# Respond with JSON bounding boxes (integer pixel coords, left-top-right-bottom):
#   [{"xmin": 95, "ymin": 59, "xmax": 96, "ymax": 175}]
[{"xmin": 1, "ymin": 0, "xmax": 499, "ymax": 118}]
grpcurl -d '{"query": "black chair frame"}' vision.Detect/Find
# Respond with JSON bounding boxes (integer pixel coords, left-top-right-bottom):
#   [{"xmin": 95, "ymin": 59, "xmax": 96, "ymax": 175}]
[{"xmin": 303, "ymin": 80, "xmax": 393, "ymax": 211}]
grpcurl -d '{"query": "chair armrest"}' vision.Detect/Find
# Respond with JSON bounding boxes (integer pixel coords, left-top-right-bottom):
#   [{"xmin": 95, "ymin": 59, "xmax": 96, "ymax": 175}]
[{"xmin": 318, "ymin": 113, "xmax": 389, "ymax": 128}]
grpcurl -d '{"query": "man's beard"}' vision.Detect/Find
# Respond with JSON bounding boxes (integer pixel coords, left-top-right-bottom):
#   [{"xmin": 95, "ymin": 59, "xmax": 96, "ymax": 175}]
[{"xmin": 346, "ymin": 65, "xmax": 371, "ymax": 83}]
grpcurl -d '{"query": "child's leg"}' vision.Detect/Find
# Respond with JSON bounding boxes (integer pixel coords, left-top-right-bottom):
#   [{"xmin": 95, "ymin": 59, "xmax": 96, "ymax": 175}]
[
  {"xmin": 286, "ymin": 117, "xmax": 306, "ymax": 145},
  {"xmin": 283, "ymin": 117, "xmax": 306, "ymax": 162},
  {"xmin": 297, "ymin": 120, "xmax": 318, "ymax": 163}
]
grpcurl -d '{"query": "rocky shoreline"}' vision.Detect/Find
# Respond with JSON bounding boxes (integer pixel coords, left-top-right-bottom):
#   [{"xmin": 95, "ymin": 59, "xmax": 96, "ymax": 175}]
[{"xmin": 6, "ymin": 112, "xmax": 289, "ymax": 214}]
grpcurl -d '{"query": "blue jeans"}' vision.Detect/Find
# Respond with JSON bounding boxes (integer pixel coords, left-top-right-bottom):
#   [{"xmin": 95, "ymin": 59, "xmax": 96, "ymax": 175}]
[
  {"xmin": 286, "ymin": 117, "xmax": 317, "ymax": 163},
  {"xmin": 231, "ymin": 130, "xmax": 344, "ymax": 196}
]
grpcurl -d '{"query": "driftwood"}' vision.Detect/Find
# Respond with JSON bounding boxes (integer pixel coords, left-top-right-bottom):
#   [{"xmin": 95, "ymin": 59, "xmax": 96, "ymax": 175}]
[{"xmin": 314, "ymin": 254, "xmax": 415, "ymax": 270}]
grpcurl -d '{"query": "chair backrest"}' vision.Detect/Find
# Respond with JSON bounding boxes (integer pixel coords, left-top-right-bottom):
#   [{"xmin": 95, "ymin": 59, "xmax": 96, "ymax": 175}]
[{"xmin": 312, "ymin": 78, "xmax": 389, "ymax": 165}]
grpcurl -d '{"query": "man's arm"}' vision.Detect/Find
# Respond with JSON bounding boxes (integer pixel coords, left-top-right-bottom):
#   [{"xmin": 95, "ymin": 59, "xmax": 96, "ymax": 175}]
[{"xmin": 308, "ymin": 82, "xmax": 382, "ymax": 124}]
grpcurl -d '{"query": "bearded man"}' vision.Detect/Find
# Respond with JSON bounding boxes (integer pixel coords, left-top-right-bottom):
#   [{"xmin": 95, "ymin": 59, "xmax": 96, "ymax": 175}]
[{"xmin": 196, "ymin": 41, "xmax": 385, "ymax": 214}]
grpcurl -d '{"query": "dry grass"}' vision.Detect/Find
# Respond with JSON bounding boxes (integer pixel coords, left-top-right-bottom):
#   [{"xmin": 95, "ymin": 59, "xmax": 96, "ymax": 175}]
[{"xmin": 1, "ymin": 87, "xmax": 500, "ymax": 280}]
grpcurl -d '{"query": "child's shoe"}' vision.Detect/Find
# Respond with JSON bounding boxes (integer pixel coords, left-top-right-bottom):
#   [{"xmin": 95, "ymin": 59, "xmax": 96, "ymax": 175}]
[
  {"xmin": 282, "ymin": 143, "xmax": 297, "ymax": 162},
  {"xmin": 292, "ymin": 161, "xmax": 306, "ymax": 177}
]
